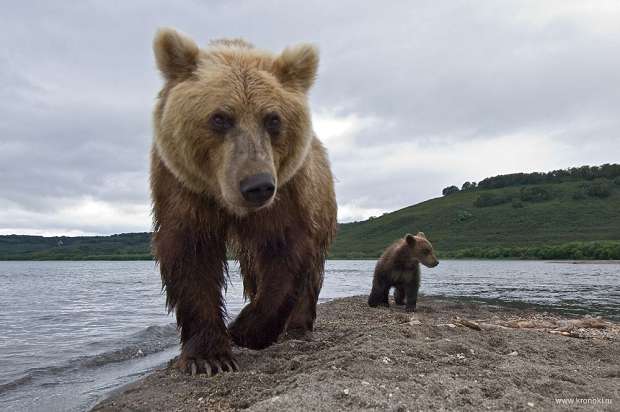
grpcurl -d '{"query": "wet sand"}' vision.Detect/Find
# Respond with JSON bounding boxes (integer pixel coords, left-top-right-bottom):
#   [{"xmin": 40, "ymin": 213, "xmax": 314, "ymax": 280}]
[{"xmin": 93, "ymin": 296, "xmax": 619, "ymax": 411}]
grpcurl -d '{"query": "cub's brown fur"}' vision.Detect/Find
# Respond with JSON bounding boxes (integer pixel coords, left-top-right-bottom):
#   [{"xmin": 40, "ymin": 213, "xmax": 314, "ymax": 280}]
[
  {"xmin": 150, "ymin": 28, "xmax": 337, "ymax": 375},
  {"xmin": 368, "ymin": 233, "xmax": 438, "ymax": 312}
]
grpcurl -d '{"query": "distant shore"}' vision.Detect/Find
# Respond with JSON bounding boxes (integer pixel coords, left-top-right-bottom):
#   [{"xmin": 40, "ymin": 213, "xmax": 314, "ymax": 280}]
[{"xmin": 93, "ymin": 296, "xmax": 619, "ymax": 411}]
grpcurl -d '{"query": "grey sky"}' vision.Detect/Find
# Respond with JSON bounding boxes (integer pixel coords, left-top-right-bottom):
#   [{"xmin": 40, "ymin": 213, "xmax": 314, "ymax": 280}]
[{"xmin": 1, "ymin": 1, "xmax": 619, "ymax": 235}]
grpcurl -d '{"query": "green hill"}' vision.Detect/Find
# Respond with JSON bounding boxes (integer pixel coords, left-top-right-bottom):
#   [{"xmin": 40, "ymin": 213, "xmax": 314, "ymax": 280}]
[
  {"xmin": 331, "ymin": 178, "xmax": 620, "ymax": 259},
  {"xmin": 0, "ymin": 232, "xmax": 151, "ymax": 260},
  {"xmin": 1, "ymin": 164, "xmax": 620, "ymax": 260}
]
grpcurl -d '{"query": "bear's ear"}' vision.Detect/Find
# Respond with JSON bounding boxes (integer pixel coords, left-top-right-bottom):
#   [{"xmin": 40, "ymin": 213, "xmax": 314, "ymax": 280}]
[
  {"xmin": 416, "ymin": 232, "xmax": 427, "ymax": 239},
  {"xmin": 153, "ymin": 28, "xmax": 199, "ymax": 81},
  {"xmin": 405, "ymin": 234, "xmax": 416, "ymax": 246},
  {"xmin": 273, "ymin": 44, "xmax": 319, "ymax": 93}
]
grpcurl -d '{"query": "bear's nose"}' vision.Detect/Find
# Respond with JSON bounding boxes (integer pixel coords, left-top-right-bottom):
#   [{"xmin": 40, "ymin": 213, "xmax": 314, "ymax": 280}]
[{"xmin": 240, "ymin": 173, "xmax": 275, "ymax": 206}]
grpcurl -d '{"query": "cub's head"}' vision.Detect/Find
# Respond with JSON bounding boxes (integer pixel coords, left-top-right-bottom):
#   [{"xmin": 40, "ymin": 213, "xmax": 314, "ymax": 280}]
[
  {"xmin": 152, "ymin": 28, "xmax": 318, "ymax": 215},
  {"xmin": 405, "ymin": 232, "xmax": 439, "ymax": 268}
]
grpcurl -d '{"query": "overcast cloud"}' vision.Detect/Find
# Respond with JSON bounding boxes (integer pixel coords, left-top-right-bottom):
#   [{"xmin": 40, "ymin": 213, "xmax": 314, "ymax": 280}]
[{"xmin": 1, "ymin": 0, "xmax": 619, "ymax": 235}]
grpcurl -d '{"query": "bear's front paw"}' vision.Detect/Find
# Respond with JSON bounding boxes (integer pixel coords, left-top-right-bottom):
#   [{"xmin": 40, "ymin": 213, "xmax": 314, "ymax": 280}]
[
  {"xmin": 177, "ymin": 329, "xmax": 238, "ymax": 376},
  {"xmin": 176, "ymin": 352, "xmax": 239, "ymax": 376},
  {"xmin": 405, "ymin": 304, "xmax": 417, "ymax": 313},
  {"xmin": 228, "ymin": 314, "xmax": 284, "ymax": 350}
]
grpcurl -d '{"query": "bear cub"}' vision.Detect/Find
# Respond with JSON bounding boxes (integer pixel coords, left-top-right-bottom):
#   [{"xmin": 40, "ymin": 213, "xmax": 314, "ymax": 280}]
[{"xmin": 368, "ymin": 233, "xmax": 439, "ymax": 312}]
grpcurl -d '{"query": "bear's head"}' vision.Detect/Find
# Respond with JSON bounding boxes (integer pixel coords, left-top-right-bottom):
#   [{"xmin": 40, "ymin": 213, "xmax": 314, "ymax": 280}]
[
  {"xmin": 152, "ymin": 28, "xmax": 318, "ymax": 216},
  {"xmin": 405, "ymin": 232, "xmax": 439, "ymax": 268}
]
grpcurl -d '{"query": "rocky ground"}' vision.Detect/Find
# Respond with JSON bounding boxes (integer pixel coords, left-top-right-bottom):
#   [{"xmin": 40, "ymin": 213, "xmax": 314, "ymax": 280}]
[{"xmin": 93, "ymin": 296, "xmax": 619, "ymax": 411}]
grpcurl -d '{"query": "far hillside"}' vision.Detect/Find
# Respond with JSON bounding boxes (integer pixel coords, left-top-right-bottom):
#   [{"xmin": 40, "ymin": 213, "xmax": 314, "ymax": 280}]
[
  {"xmin": 330, "ymin": 164, "xmax": 620, "ymax": 259},
  {"xmin": 1, "ymin": 164, "xmax": 619, "ymax": 260}
]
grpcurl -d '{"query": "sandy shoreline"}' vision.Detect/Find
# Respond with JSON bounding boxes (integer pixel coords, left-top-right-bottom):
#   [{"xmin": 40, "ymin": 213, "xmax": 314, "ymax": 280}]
[{"xmin": 93, "ymin": 296, "xmax": 619, "ymax": 411}]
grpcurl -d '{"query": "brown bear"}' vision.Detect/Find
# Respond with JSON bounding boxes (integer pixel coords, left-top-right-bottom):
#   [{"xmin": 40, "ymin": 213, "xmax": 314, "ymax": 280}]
[
  {"xmin": 368, "ymin": 233, "xmax": 438, "ymax": 312},
  {"xmin": 150, "ymin": 28, "xmax": 337, "ymax": 376}
]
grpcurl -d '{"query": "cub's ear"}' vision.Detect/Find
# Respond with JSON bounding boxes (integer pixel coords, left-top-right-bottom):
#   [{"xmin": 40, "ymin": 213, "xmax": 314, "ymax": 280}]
[
  {"xmin": 405, "ymin": 234, "xmax": 416, "ymax": 246},
  {"xmin": 153, "ymin": 28, "xmax": 199, "ymax": 81},
  {"xmin": 416, "ymin": 232, "xmax": 427, "ymax": 239},
  {"xmin": 273, "ymin": 44, "xmax": 319, "ymax": 93}
]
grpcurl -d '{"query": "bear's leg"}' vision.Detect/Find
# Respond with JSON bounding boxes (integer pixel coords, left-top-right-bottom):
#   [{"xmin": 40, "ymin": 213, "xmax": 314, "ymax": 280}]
[
  {"xmin": 286, "ymin": 265, "xmax": 323, "ymax": 336},
  {"xmin": 239, "ymin": 254, "xmax": 258, "ymax": 302},
  {"xmin": 155, "ymin": 229, "xmax": 237, "ymax": 375},
  {"xmin": 404, "ymin": 281, "xmax": 420, "ymax": 312},
  {"xmin": 229, "ymin": 249, "xmax": 305, "ymax": 349},
  {"xmin": 368, "ymin": 274, "xmax": 390, "ymax": 307},
  {"xmin": 394, "ymin": 285, "xmax": 406, "ymax": 305}
]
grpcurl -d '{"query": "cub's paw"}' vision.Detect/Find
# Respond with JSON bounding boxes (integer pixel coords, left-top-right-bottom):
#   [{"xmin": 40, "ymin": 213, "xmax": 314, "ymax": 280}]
[
  {"xmin": 405, "ymin": 305, "xmax": 417, "ymax": 313},
  {"xmin": 176, "ymin": 354, "xmax": 239, "ymax": 377}
]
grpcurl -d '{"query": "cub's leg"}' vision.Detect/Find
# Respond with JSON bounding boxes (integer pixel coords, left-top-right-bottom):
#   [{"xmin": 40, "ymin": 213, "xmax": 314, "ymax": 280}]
[
  {"xmin": 368, "ymin": 271, "xmax": 391, "ymax": 307},
  {"xmin": 394, "ymin": 285, "xmax": 406, "ymax": 305},
  {"xmin": 404, "ymin": 279, "xmax": 421, "ymax": 312},
  {"xmin": 229, "ymin": 238, "xmax": 308, "ymax": 350},
  {"xmin": 154, "ymin": 228, "xmax": 237, "ymax": 375}
]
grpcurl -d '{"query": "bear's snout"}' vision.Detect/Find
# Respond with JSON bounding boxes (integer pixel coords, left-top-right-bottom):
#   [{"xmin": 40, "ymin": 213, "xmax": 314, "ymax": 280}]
[
  {"xmin": 422, "ymin": 259, "xmax": 439, "ymax": 268},
  {"xmin": 239, "ymin": 173, "xmax": 276, "ymax": 206}
]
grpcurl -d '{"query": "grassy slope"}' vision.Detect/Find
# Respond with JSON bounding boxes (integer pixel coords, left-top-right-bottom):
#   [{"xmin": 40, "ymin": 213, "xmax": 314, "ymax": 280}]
[
  {"xmin": 1, "ymin": 180, "xmax": 619, "ymax": 260},
  {"xmin": 0, "ymin": 233, "xmax": 151, "ymax": 260},
  {"xmin": 330, "ymin": 180, "xmax": 620, "ymax": 258}
]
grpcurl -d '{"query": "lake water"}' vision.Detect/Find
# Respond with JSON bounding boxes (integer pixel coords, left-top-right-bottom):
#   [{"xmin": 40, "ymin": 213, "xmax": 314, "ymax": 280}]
[{"xmin": 1, "ymin": 260, "xmax": 618, "ymax": 411}]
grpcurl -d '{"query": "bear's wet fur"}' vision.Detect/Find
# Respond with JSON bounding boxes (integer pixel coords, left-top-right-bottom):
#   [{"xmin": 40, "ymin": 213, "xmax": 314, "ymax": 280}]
[
  {"xmin": 150, "ymin": 28, "xmax": 337, "ymax": 375},
  {"xmin": 368, "ymin": 233, "xmax": 439, "ymax": 312}
]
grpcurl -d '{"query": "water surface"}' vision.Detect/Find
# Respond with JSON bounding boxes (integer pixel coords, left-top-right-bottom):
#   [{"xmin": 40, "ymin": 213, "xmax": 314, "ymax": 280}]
[{"xmin": 0, "ymin": 260, "xmax": 618, "ymax": 411}]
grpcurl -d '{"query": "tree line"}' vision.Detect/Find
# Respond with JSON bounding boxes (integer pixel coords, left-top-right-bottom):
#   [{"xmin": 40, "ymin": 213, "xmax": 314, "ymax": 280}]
[{"xmin": 443, "ymin": 163, "xmax": 620, "ymax": 196}]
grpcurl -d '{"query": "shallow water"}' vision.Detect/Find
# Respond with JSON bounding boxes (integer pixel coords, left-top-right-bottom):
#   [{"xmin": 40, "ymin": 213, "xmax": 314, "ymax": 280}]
[{"xmin": 0, "ymin": 259, "xmax": 618, "ymax": 411}]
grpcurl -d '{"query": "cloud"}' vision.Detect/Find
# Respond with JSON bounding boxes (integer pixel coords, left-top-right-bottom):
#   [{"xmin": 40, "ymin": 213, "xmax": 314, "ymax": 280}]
[{"xmin": 0, "ymin": 1, "xmax": 619, "ymax": 234}]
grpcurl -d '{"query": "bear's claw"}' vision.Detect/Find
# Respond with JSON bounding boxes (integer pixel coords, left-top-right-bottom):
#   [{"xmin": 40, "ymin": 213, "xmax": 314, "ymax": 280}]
[{"xmin": 181, "ymin": 356, "xmax": 239, "ymax": 377}]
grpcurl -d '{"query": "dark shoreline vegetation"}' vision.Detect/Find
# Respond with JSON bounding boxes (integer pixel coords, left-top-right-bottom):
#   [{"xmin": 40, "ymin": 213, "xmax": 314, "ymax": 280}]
[{"xmin": 2, "ymin": 163, "xmax": 619, "ymax": 261}]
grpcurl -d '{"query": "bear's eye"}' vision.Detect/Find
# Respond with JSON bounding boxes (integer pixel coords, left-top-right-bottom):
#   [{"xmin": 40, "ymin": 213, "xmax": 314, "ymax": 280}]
[
  {"xmin": 209, "ymin": 112, "xmax": 235, "ymax": 134},
  {"xmin": 264, "ymin": 113, "xmax": 282, "ymax": 136}
]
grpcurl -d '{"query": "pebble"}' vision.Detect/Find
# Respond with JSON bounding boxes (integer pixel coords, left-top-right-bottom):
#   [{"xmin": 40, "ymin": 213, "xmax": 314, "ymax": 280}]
[
  {"xmin": 343, "ymin": 389, "xmax": 350, "ymax": 396},
  {"xmin": 527, "ymin": 402, "xmax": 535, "ymax": 407},
  {"xmin": 508, "ymin": 351, "xmax": 518, "ymax": 356}
]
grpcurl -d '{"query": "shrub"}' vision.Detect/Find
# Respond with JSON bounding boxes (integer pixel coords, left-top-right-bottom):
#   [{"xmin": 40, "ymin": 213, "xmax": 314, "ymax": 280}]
[
  {"xmin": 511, "ymin": 199, "xmax": 524, "ymax": 208},
  {"xmin": 572, "ymin": 190, "xmax": 586, "ymax": 200},
  {"xmin": 520, "ymin": 186, "xmax": 551, "ymax": 202},
  {"xmin": 586, "ymin": 180, "xmax": 611, "ymax": 198},
  {"xmin": 614, "ymin": 176, "xmax": 620, "ymax": 186},
  {"xmin": 456, "ymin": 210, "xmax": 473, "ymax": 222},
  {"xmin": 442, "ymin": 185, "xmax": 460, "ymax": 196},
  {"xmin": 461, "ymin": 181, "xmax": 477, "ymax": 191},
  {"xmin": 473, "ymin": 193, "xmax": 511, "ymax": 208}
]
